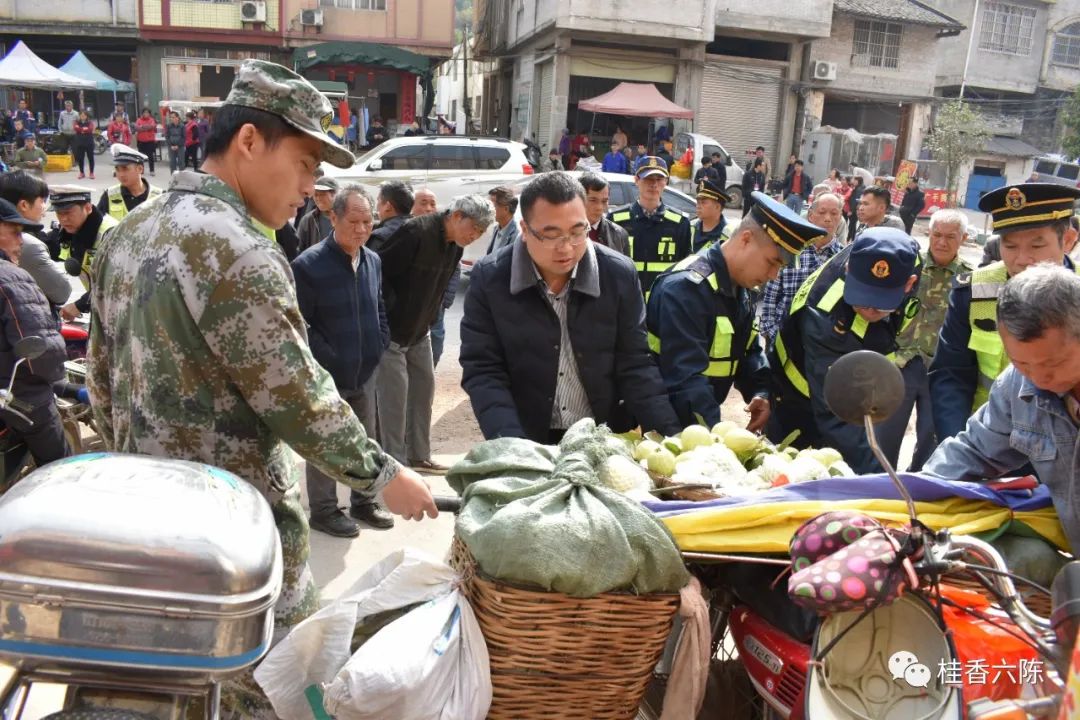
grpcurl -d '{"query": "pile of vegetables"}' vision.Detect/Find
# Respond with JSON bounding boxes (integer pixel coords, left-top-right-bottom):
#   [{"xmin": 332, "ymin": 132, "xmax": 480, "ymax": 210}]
[{"xmin": 621, "ymin": 422, "xmax": 854, "ymax": 497}]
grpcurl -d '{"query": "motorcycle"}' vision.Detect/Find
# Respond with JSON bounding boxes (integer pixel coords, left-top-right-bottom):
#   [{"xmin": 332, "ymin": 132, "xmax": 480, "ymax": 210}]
[
  {"xmin": 644, "ymin": 350, "xmax": 1072, "ymax": 720},
  {"xmin": 0, "ymin": 453, "xmax": 282, "ymax": 720},
  {"xmin": 61, "ymin": 318, "xmax": 89, "ymax": 360},
  {"xmin": 0, "ymin": 336, "xmax": 50, "ymax": 488}
]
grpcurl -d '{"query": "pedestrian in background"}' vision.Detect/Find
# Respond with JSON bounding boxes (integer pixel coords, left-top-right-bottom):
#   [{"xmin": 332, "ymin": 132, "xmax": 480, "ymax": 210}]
[
  {"xmin": 899, "ymin": 176, "xmax": 926, "ymax": 235},
  {"xmin": 611, "ymin": 124, "xmax": 628, "ymax": 154},
  {"xmin": 782, "ymin": 159, "xmax": 811, "ymax": 214},
  {"xmin": 581, "ymin": 172, "xmax": 630, "ymax": 256},
  {"xmin": 293, "ymin": 184, "xmax": 394, "ymax": 536},
  {"xmin": 877, "ymin": 209, "xmax": 973, "ymax": 471},
  {"xmin": 134, "ymin": 108, "xmax": 158, "ymax": 176},
  {"xmin": 165, "ymin": 111, "xmax": 183, "ymax": 174},
  {"xmin": 71, "ymin": 110, "xmax": 95, "ymax": 179},
  {"xmin": 368, "ymin": 180, "xmax": 414, "ymax": 252},
  {"xmin": 297, "ymin": 176, "xmax": 338, "ymax": 252},
  {"xmin": 57, "ymin": 100, "xmax": 78, "ymax": 155},
  {"xmin": 197, "ymin": 109, "xmax": 210, "ymax": 165},
  {"xmin": 183, "ymin": 111, "xmax": 200, "ymax": 169},
  {"xmin": 375, "ymin": 194, "xmax": 492, "ymax": 472},
  {"xmin": 742, "ymin": 157, "xmax": 766, "ymax": 217},
  {"xmin": 484, "ymin": 186, "xmax": 520, "ymax": 255},
  {"xmin": 106, "ymin": 112, "xmax": 131, "ymax": 146},
  {"xmin": 602, "ymin": 144, "xmax": 629, "ymax": 174}
]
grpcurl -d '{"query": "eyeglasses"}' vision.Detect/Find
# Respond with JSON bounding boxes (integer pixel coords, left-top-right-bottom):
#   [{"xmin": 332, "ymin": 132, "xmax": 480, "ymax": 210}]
[{"xmin": 524, "ymin": 221, "xmax": 589, "ymax": 248}]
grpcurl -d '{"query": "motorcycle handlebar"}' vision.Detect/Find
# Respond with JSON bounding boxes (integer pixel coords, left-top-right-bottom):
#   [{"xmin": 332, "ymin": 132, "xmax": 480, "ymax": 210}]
[
  {"xmin": 53, "ymin": 381, "xmax": 87, "ymax": 402},
  {"xmin": 433, "ymin": 495, "xmax": 461, "ymax": 514}
]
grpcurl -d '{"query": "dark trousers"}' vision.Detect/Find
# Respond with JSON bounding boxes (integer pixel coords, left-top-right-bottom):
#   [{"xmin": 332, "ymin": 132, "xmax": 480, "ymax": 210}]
[
  {"xmin": 875, "ymin": 357, "xmax": 937, "ymax": 472},
  {"xmin": 430, "ymin": 307, "xmax": 446, "ymax": 367},
  {"xmin": 185, "ymin": 144, "xmax": 199, "ymax": 169},
  {"xmin": 847, "ymin": 213, "xmax": 859, "ymax": 244},
  {"xmin": 73, "ymin": 142, "xmax": 94, "ymax": 174},
  {"xmin": 3, "ymin": 402, "xmax": 69, "ymax": 472},
  {"xmin": 765, "ymin": 392, "xmax": 819, "ymax": 451},
  {"xmin": 137, "ymin": 140, "xmax": 156, "ymax": 173},
  {"xmin": 900, "ymin": 211, "xmax": 917, "ymax": 235},
  {"xmin": 306, "ymin": 384, "xmax": 378, "ymax": 518}
]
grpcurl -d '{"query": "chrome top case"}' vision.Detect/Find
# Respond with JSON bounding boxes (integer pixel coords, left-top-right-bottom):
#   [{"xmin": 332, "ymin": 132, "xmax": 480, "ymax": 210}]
[{"xmin": 0, "ymin": 454, "xmax": 282, "ymax": 678}]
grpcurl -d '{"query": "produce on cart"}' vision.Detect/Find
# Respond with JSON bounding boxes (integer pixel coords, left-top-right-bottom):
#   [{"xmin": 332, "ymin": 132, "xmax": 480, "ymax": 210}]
[{"xmin": 445, "ymin": 418, "xmax": 694, "ymax": 720}]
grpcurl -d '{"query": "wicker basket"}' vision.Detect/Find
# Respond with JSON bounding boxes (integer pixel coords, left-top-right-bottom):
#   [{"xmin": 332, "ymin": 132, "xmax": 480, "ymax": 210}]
[{"xmin": 451, "ymin": 537, "xmax": 680, "ymax": 720}]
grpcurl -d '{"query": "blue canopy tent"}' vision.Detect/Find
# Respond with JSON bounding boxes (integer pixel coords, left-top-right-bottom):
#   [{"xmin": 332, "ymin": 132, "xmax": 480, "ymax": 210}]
[
  {"xmin": 59, "ymin": 51, "xmax": 135, "ymax": 120},
  {"xmin": 59, "ymin": 51, "xmax": 134, "ymax": 93}
]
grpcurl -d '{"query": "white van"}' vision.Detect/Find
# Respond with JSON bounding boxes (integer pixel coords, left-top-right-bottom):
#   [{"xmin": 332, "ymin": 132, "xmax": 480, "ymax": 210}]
[
  {"xmin": 670, "ymin": 132, "xmax": 746, "ymax": 207},
  {"xmin": 1031, "ymin": 155, "xmax": 1080, "ymax": 188}
]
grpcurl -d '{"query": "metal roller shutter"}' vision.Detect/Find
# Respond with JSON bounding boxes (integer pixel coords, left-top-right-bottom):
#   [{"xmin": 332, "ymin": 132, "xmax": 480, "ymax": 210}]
[
  {"xmin": 698, "ymin": 57, "xmax": 784, "ymax": 171},
  {"xmin": 537, "ymin": 60, "xmax": 555, "ymax": 153}
]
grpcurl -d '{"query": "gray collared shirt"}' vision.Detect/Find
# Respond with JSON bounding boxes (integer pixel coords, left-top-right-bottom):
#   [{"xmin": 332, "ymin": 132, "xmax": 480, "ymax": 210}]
[{"xmin": 510, "ymin": 241, "xmax": 601, "ymax": 430}]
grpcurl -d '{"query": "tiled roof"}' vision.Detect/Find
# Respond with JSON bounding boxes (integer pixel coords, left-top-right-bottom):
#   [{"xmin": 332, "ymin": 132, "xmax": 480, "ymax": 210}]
[{"xmin": 835, "ymin": 0, "xmax": 964, "ymax": 30}]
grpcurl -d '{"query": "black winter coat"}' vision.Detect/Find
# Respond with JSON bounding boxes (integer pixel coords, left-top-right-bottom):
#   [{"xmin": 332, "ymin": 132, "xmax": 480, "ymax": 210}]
[
  {"xmin": 0, "ymin": 254, "xmax": 66, "ymax": 409},
  {"xmin": 460, "ymin": 240, "xmax": 680, "ymax": 442}
]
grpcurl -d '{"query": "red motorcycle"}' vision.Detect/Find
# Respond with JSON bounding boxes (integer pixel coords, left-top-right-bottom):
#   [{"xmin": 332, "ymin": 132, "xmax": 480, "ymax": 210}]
[
  {"xmin": 645, "ymin": 351, "xmax": 1071, "ymax": 720},
  {"xmin": 60, "ymin": 318, "xmax": 88, "ymax": 360}
]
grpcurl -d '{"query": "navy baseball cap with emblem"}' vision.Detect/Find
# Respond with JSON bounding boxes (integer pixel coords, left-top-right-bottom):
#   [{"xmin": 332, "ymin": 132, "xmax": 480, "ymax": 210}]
[
  {"xmin": 978, "ymin": 182, "xmax": 1080, "ymax": 235},
  {"xmin": 843, "ymin": 227, "xmax": 919, "ymax": 311},
  {"xmin": 49, "ymin": 185, "xmax": 94, "ymax": 210},
  {"xmin": 747, "ymin": 191, "xmax": 825, "ymax": 265},
  {"xmin": 110, "ymin": 143, "xmax": 148, "ymax": 166},
  {"xmin": 636, "ymin": 156, "xmax": 669, "ymax": 179},
  {"xmin": 697, "ymin": 178, "xmax": 731, "ymax": 205}
]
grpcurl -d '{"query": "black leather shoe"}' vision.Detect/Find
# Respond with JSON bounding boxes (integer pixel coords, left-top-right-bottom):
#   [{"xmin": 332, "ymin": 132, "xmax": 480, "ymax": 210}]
[
  {"xmin": 350, "ymin": 501, "xmax": 395, "ymax": 529},
  {"xmin": 309, "ymin": 509, "xmax": 359, "ymax": 538}
]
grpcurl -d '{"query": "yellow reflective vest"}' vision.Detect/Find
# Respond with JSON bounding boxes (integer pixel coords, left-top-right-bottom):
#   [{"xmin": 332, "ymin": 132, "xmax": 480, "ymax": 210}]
[{"xmin": 106, "ymin": 183, "xmax": 163, "ymax": 221}]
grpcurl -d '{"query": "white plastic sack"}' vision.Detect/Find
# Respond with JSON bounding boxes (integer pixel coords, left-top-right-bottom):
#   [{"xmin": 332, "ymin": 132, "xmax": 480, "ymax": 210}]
[
  {"xmin": 253, "ymin": 548, "xmax": 490, "ymax": 720},
  {"xmin": 323, "ymin": 589, "xmax": 489, "ymax": 720}
]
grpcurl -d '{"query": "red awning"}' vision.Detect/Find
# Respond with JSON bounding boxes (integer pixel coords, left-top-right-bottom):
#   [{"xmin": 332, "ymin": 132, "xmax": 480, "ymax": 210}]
[{"xmin": 578, "ymin": 82, "xmax": 694, "ymax": 119}]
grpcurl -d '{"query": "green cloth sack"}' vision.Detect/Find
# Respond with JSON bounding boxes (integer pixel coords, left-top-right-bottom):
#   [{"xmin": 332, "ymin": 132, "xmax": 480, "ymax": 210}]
[
  {"xmin": 456, "ymin": 447, "xmax": 689, "ymax": 598},
  {"xmin": 446, "ymin": 437, "xmax": 558, "ymax": 495}
]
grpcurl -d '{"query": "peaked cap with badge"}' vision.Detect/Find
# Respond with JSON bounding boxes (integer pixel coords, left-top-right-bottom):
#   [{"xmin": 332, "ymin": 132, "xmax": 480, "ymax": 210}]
[
  {"xmin": 748, "ymin": 190, "xmax": 826, "ymax": 264},
  {"xmin": 49, "ymin": 185, "xmax": 94, "ymax": 209},
  {"xmin": 977, "ymin": 182, "xmax": 1080, "ymax": 234},
  {"xmin": 636, "ymin": 155, "xmax": 669, "ymax": 179},
  {"xmin": 110, "ymin": 143, "xmax": 148, "ymax": 166},
  {"xmin": 696, "ymin": 177, "xmax": 730, "ymax": 205}
]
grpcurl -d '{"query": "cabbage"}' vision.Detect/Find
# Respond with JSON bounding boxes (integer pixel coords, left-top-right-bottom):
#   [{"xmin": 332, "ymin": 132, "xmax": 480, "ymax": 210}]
[
  {"xmin": 600, "ymin": 455, "xmax": 653, "ymax": 494},
  {"xmin": 828, "ymin": 460, "xmax": 855, "ymax": 477},
  {"xmin": 784, "ymin": 456, "xmax": 830, "ymax": 483}
]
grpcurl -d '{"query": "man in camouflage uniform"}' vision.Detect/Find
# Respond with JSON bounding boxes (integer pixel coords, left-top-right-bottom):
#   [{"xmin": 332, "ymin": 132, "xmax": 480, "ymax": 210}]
[
  {"xmin": 875, "ymin": 209, "xmax": 973, "ymax": 471},
  {"xmin": 87, "ymin": 60, "xmax": 438, "ymax": 717}
]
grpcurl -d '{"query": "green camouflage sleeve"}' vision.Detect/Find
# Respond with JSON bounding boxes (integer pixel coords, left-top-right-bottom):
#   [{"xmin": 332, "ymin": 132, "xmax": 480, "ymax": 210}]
[
  {"xmin": 199, "ymin": 248, "xmax": 399, "ymax": 491},
  {"xmin": 87, "ymin": 278, "xmax": 116, "ymax": 449}
]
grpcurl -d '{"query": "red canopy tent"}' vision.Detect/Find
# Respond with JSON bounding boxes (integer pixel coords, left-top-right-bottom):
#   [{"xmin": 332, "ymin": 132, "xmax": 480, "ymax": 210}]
[{"xmin": 578, "ymin": 82, "xmax": 694, "ymax": 119}]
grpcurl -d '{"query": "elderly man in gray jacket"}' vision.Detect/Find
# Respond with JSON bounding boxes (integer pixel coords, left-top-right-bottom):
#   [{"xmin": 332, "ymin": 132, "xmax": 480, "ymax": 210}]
[
  {"xmin": 923, "ymin": 264, "xmax": 1080, "ymax": 578},
  {"xmin": 0, "ymin": 172, "xmax": 71, "ymax": 306}
]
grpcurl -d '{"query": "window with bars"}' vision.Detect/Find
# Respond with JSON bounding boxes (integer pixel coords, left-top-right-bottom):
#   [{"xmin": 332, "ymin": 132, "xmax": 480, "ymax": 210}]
[
  {"xmin": 318, "ymin": 0, "xmax": 386, "ymax": 8},
  {"xmin": 1052, "ymin": 22, "xmax": 1080, "ymax": 67},
  {"xmin": 851, "ymin": 19, "xmax": 903, "ymax": 69},
  {"xmin": 980, "ymin": 2, "xmax": 1037, "ymax": 55}
]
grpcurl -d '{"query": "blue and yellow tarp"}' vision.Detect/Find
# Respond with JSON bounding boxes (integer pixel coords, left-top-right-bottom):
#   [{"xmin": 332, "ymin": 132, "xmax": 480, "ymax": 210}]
[{"xmin": 643, "ymin": 474, "xmax": 1068, "ymax": 554}]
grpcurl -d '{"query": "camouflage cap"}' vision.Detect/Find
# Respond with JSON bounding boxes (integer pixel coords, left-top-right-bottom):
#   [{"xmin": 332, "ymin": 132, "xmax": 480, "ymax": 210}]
[{"xmin": 224, "ymin": 59, "xmax": 355, "ymax": 169}]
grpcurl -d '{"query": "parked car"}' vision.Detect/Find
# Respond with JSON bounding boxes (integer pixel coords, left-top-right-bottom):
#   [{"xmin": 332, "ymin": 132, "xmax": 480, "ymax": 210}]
[
  {"xmin": 669, "ymin": 132, "xmax": 746, "ymax": 208},
  {"xmin": 457, "ymin": 170, "xmax": 699, "ymax": 277},
  {"xmin": 321, "ymin": 135, "xmax": 535, "ymax": 207}
]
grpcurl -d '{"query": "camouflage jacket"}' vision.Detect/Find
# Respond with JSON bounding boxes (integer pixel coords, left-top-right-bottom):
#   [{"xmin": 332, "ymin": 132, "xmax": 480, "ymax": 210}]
[
  {"xmin": 87, "ymin": 170, "xmax": 400, "ymax": 503},
  {"xmin": 894, "ymin": 250, "xmax": 973, "ymax": 367}
]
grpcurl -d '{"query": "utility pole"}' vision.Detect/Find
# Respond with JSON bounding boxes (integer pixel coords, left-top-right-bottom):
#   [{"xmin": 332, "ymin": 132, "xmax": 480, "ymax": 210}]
[{"xmin": 462, "ymin": 24, "xmax": 472, "ymax": 133}]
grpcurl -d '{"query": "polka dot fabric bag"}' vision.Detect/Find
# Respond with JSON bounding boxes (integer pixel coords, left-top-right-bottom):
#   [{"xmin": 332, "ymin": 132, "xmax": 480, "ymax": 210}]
[{"xmin": 787, "ymin": 510, "xmax": 920, "ymax": 614}]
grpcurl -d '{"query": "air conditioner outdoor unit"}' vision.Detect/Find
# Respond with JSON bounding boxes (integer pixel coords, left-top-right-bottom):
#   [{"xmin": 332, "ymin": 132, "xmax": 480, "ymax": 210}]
[
  {"xmin": 301, "ymin": 8, "xmax": 324, "ymax": 26},
  {"xmin": 240, "ymin": 0, "xmax": 267, "ymax": 23},
  {"xmin": 812, "ymin": 60, "xmax": 838, "ymax": 81}
]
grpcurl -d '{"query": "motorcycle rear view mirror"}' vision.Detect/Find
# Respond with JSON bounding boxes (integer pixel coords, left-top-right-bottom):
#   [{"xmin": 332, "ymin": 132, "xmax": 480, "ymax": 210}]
[
  {"xmin": 824, "ymin": 350, "xmax": 918, "ymax": 524},
  {"xmin": 13, "ymin": 336, "xmax": 47, "ymax": 361}
]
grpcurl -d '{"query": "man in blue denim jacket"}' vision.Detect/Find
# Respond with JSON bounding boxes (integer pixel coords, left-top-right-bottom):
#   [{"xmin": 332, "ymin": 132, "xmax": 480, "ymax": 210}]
[{"xmin": 923, "ymin": 264, "xmax": 1080, "ymax": 555}]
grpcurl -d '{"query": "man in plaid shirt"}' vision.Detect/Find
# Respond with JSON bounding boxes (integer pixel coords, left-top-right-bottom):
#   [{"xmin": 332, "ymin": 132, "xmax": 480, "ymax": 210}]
[{"xmin": 759, "ymin": 192, "xmax": 845, "ymax": 343}]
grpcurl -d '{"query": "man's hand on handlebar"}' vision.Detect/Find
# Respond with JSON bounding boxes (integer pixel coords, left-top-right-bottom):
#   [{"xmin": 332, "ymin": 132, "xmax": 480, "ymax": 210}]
[{"xmin": 382, "ymin": 465, "xmax": 438, "ymax": 521}]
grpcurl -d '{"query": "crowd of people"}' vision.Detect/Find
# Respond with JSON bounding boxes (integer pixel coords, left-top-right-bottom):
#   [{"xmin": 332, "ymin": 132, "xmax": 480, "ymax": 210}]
[{"xmin": 2, "ymin": 58, "xmax": 1080, "ymax": 716}]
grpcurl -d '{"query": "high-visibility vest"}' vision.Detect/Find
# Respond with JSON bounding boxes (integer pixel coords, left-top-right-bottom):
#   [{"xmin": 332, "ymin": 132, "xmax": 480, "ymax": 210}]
[
  {"xmin": 610, "ymin": 205, "xmax": 688, "ymax": 297},
  {"xmin": 106, "ymin": 183, "xmax": 163, "ymax": 221},
  {"xmin": 966, "ymin": 260, "xmax": 1080, "ymax": 410},
  {"xmin": 76, "ymin": 214, "xmax": 120, "ymax": 289},
  {"xmin": 646, "ymin": 254, "xmax": 757, "ymax": 378},
  {"xmin": 774, "ymin": 257, "xmax": 918, "ymax": 398}
]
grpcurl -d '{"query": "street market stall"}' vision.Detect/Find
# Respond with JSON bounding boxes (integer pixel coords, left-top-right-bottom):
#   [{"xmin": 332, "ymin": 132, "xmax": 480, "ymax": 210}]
[{"xmin": 58, "ymin": 50, "xmax": 136, "ymax": 120}]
